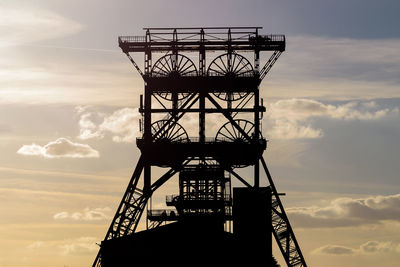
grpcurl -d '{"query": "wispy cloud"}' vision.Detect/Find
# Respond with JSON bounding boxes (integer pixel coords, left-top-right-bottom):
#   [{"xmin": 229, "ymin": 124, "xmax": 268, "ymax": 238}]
[
  {"xmin": 313, "ymin": 244, "xmax": 357, "ymax": 255},
  {"xmin": 360, "ymin": 241, "xmax": 399, "ymax": 254},
  {"xmin": 59, "ymin": 237, "xmax": 98, "ymax": 255},
  {"xmin": 27, "ymin": 241, "xmax": 44, "ymax": 250},
  {"xmin": 0, "ymin": 5, "xmax": 83, "ymax": 47},
  {"xmin": 313, "ymin": 241, "xmax": 400, "ymax": 255},
  {"xmin": 265, "ymin": 98, "xmax": 399, "ymax": 139},
  {"xmin": 0, "ymin": 166, "xmax": 125, "ymax": 182},
  {"xmin": 287, "ymin": 193, "xmax": 400, "ymax": 228},
  {"xmin": 27, "ymin": 237, "xmax": 98, "ymax": 256},
  {"xmin": 1, "ymin": 36, "xmax": 400, "ymax": 106},
  {"xmin": 53, "ymin": 207, "xmax": 111, "ymax": 221},
  {"xmin": 17, "ymin": 138, "xmax": 99, "ymax": 158},
  {"xmin": 265, "ymin": 36, "xmax": 400, "ymax": 100}
]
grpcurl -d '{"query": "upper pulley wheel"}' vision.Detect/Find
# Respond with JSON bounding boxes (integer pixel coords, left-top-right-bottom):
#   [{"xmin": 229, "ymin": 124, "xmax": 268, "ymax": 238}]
[
  {"xmin": 207, "ymin": 53, "xmax": 254, "ymax": 101},
  {"xmin": 151, "ymin": 54, "xmax": 198, "ymax": 101}
]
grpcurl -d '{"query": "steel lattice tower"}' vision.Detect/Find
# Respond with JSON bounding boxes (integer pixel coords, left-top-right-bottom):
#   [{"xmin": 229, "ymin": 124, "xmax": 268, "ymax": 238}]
[{"xmin": 93, "ymin": 27, "xmax": 307, "ymax": 267}]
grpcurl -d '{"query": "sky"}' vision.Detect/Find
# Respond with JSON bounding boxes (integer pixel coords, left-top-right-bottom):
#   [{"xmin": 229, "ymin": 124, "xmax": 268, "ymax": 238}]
[{"xmin": 1, "ymin": 0, "xmax": 400, "ymax": 266}]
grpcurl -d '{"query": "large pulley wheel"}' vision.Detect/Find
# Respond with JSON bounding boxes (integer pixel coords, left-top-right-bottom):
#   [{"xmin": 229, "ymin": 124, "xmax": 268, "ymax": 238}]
[
  {"xmin": 207, "ymin": 53, "xmax": 254, "ymax": 101},
  {"xmin": 152, "ymin": 53, "xmax": 198, "ymax": 77},
  {"xmin": 215, "ymin": 119, "xmax": 261, "ymax": 143},
  {"xmin": 151, "ymin": 120, "xmax": 189, "ymax": 143},
  {"xmin": 208, "ymin": 53, "xmax": 254, "ymax": 77},
  {"xmin": 215, "ymin": 119, "xmax": 262, "ymax": 168},
  {"xmin": 212, "ymin": 91, "xmax": 248, "ymax": 102},
  {"xmin": 151, "ymin": 54, "xmax": 197, "ymax": 101}
]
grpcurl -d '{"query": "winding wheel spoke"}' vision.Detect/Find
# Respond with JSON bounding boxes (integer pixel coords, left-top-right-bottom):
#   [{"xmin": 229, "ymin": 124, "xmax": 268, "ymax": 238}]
[
  {"xmin": 151, "ymin": 120, "xmax": 189, "ymax": 143},
  {"xmin": 208, "ymin": 53, "xmax": 254, "ymax": 101},
  {"xmin": 151, "ymin": 54, "xmax": 197, "ymax": 101}
]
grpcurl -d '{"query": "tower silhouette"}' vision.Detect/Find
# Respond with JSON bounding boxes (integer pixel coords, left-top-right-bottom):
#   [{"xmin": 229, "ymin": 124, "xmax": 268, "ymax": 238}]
[{"xmin": 93, "ymin": 27, "xmax": 307, "ymax": 267}]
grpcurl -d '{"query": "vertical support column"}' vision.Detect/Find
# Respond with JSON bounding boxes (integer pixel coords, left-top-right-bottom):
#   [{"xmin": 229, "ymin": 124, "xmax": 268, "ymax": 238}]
[
  {"xmin": 254, "ymin": 28, "xmax": 260, "ymax": 74},
  {"xmin": 145, "ymin": 51, "xmax": 152, "ymax": 75},
  {"xmin": 227, "ymin": 28, "xmax": 232, "ymax": 72},
  {"xmin": 143, "ymin": 84, "xmax": 152, "ymax": 194},
  {"xmin": 171, "ymin": 28, "xmax": 179, "ymax": 123},
  {"xmin": 172, "ymin": 93, "xmax": 178, "ymax": 122},
  {"xmin": 144, "ymin": 165, "xmax": 151, "ymax": 195},
  {"xmin": 254, "ymin": 29, "xmax": 262, "ymax": 188},
  {"xmin": 199, "ymin": 51, "xmax": 205, "ymax": 76},
  {"xmin": 254, "ymin": 50, "xmax": 260, "ymax": 74},
  {"xmin": 172, "ymin": 28, "xmax": 179, "ymax": 121},
  {"xmin": 144, "ymin": 86, "xmax": 152, "ymax": 142},
  {"xmin": 199, "ymin": 29, "xmax": 206, "ymax": 76},
  {"xmin": 199, "ymin": 91, "xmax": 205, "ymax": 143},
  {"xmin": 145, "ymin": 29, "xmax": 152, "ymax": 75},
  {"xmin": 172, "ymin": 28, "xmax": 178, "ymax": 72},
  {"xmin": 254, "ymin": 89, "xmax": 260, "ymax": 188},
  {"xmin": 227, "ymin": 28, "xmax": 233, "ymax": 111}
]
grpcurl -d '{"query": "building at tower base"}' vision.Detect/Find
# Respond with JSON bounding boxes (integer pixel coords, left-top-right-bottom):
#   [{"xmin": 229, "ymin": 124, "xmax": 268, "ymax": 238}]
[{"xmin": 100, "ymin": 187, "xmax": 279, "ymax": 266}]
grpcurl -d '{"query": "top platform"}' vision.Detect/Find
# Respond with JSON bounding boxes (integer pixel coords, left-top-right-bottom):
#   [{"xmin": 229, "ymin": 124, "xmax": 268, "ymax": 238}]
[{"xmin": 119, "ymin": 27, "xmax": 285, "ymax": 53}]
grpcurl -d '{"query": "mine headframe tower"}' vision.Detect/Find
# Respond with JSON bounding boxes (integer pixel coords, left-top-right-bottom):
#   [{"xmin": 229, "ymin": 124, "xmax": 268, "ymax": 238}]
[{"xmin": 93, "ymin": 27, "xmax": 307, "ymax": 267}]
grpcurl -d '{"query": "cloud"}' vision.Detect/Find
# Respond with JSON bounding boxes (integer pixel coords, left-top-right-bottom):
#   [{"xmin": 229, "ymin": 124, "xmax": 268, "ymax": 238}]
[
  {"xmin": 287, "ymin": 193, "xmax": 400, "ymax": 228},
  {"xmin": 17, "ymin": 138, "xmax": 99, "ymax": 158},
  {"xmin": 76, "ymin": 107, "xmax": 229, "ymax": 142},
  {"xmin": 360, "ymin": 241, "xmax": 398, "ymax": 254},
  {"xmin": 265, "ymin": 98, "xmax": 399, "ymax": 139},
  {"xmin": 99, "ymin": 108, "xmax": 140, "ymax": 143},
  {"xmin": 27, "ymin": 241, "xmax": 44, "ymax": 250},
  {"xmin": 313, "ymin": 245, "xmax": 356, "ymax": 255},
  {"xmin": 53, "ymin": 207, "xmax": 111, "ymax": 221},
  {"xmin": 59, "ymin": 237, "xmax": 98, "ymax": 255},
  {"xmin": 313, "ymin": 241, "xmax": 400, "ymax": 256},
  {"xmin": 77, "ymin": 100, "xmax": 399, "ymax": 142},
  {"xmin": 265, "ymin": 36, "xmax": 400, "ymax": 100},
  {"xmin": 268, "ymin": 99, "xmax": 394, "ymax": 121},
  {"xmin": 0, "ymin": 5, "xmax": 83, "ymax": 47},
  {"xmin": 78, "ymin": 108, "xmax": 140, "ymax": 143},
  {"xmin": 26, "ymin": 237, "xmax": 99, "ymax": 256},
  {"xmin": 17, "ymin": 143, "xmax": 44, "ymax": 156},
  {"xmin": 53, "ymin": 211, "xmax": 70, "ymax": 220},
  {"xmin": 78, "ymin": 112, "xmax": 104, "ymax": 140},
  {"xmin": 265, "ymin": 119, "xmax": 323, "ymax": 139}
]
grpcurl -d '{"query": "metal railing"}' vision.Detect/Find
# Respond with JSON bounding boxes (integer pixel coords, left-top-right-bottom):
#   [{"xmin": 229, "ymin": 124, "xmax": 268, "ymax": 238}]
[
  {"xmin": 166, "ymin": 194, "xmax": 232, "ymax": 203},
  {"xmin": 137, "ymin": 137, "xmax": 267, "ymax": 144},
  {"xmin": 119, "ymin": 36, "xmax": 146, "ymax": 43},
  {"xmin": 119, "ymin": 34, "xmax": 285, "ymax": 44},
  {"xmin": 147, "ymin": 209, "xmax": 178, "ymax": 217},
  {"xmin": 249, "ymin": 34, "xmax": 285, "ymax": 42},
  {"xmin": 150, "ymin": 71, "xmax": 258, "ymax": 78}
]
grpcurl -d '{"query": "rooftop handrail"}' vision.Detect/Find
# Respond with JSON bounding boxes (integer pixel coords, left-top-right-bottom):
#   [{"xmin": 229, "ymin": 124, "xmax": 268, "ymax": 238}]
[
  {"xmin": 137, "ymin": 137, "xmax": 266, "ymax": 144},
  {"xmin": 119, "ymin": 36, "xmax": 146, "ymax": 43},
  {"xmin": 147, "ymin": 209, "xmax": 178, "ymax": 217},
  {"xmin": 250, "ymin": 34, "xmax": 285, "ymax": 42},
  {"xmin": 119, "ymin": 34, "xmax": 285, "ymax": 44},
  {"xmin": 180, "ymin": 167, "xmax": 224, "ymax": 171},
  {"xmin": 166, "ymin": 194, "xmax": 232, "ymax": 202},
  {"xmin": 150, "ymin": 71, "xmax": 257, "ymax": 77},
  {"xmin": 143, "ymin": 27, "xmax": 263, "ymax": 30}
]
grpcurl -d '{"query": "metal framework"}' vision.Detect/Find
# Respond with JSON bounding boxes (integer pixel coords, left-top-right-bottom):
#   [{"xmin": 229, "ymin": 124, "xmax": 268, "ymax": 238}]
[{"xmin": 93, "ymin": 27, "xmax": 306, "ymax": 267}]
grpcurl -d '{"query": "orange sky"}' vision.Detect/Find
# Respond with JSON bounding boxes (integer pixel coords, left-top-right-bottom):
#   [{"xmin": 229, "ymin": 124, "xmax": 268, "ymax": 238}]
[{"xmin": 1, "ymin": 1, "xmax": 400, "ymax": 266}]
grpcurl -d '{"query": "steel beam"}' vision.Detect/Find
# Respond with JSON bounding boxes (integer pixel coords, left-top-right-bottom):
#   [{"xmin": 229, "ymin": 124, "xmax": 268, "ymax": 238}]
[{"xmin": 260, "ymin": 157, "xmax": 307, "ymax": 267}]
